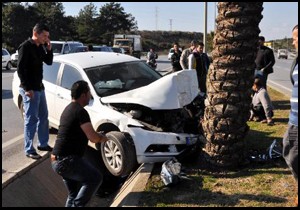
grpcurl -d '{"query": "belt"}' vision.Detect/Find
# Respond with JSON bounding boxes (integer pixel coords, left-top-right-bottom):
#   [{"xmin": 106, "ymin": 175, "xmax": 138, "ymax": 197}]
[{"xmin": 50, "ymin": 154, "xmax": 78, "ymax": 162}]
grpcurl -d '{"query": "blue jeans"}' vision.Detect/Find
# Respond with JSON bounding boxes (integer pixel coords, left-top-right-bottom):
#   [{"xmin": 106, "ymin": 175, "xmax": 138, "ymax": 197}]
[
  {"xmin": 51, "ymin": 156, "xmax": 103, "ymax": 207},
  {"xmin": 19, "ymin": 88, "xmax": 49, "ymax": 154},
  {"xmin": 283, "ymin": 124, "xmax": 298, "ymax": 183}
]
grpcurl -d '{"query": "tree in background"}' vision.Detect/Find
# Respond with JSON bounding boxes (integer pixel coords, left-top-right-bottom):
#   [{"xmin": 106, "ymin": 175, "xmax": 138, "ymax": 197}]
[
  {"xmin": 2, "ymin": 2, "xmax": 38, "ymax": 52},
  {"xmin": 202, "ymin": 2, "xmax": 263, "ymax": 168},
  {"xmin": 97, "ymin": 2, "xmax": 138, "ymax": 45},
  {"xmin": 76, "ymin": 3, "xmax": 100, "ymax": 44}
]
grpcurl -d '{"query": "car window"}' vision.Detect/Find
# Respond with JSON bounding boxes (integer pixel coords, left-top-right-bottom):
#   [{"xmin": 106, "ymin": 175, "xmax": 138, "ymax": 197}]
[
  {"xmin": 61, "ymin": 64, "xmax": 83, "ymax": 90},
  {"xmin": 63, "ymin": 44, "xmax": 70, "ymax": 54},
  {"xmin": 85, "ymin": 61, "xmax": 161, "ymax": 97},
  {"xmin": 52, "ymin": 43, "xmax": 63, "ymax": 54},
  {"xmin": 2, "ymin": 49, "xmax": 9, "ymax": 56},
  {"xmin": 43, "ymin": 62, "xmax": 60, "ymax": 84}
]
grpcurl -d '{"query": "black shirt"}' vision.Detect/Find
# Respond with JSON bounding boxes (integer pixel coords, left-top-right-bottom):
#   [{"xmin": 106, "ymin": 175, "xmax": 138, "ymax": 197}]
[
  {"xmin": 52, "ymin": 102, "xmax": 91, "ymax": 157},
  {"xmin": 17, "ymin": 38, "xmax": 53, "ymax": 91},
  {"xmin": 255, "ymin": 45, "xmax": 275, "ymax": 74}
]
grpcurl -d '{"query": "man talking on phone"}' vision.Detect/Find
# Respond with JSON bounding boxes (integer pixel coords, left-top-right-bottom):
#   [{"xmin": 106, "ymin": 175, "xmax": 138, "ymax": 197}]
[{"xmin": 17, "ymin": 22, "xmax": 54, "ymax": 159}]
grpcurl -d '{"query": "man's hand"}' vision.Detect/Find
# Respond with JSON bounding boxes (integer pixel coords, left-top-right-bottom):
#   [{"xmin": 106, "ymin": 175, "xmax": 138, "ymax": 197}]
[
  {"xmin": 99, "ymin": 132, "xmax": 109, "ymax": 143},
  {"xmin": 25, "ymin": 90, "xmax": 34, "ymax": 99},
  {"xmin": 46, "ymin": 38, "xmax": 51, "ymax": 51}
]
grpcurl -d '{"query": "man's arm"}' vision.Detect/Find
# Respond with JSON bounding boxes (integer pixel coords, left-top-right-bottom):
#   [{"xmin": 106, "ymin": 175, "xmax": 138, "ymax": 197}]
[
  {"xmin": 17, "ymin": 43, "xmax": 31, "ymax": 91},
  {"xmin": 80, "ymin": 122, "xmax": 108, "ymax": 143},
  {"xmin": 180, "ymin": 50, "xmax": 188, "ymax": 70},
  {"xmin": 263, "ymin": 49, "xmax": 275, "ymax": 71}
]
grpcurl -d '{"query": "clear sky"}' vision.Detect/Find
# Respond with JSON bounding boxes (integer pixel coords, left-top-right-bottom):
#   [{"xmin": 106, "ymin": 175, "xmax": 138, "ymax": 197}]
[{"xmin": 60, "ymin": 2, "xmax": 298, "ymax": 41}]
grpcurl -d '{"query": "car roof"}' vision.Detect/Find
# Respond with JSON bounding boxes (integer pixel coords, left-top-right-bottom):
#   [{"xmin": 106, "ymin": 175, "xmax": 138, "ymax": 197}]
[
  {"xmin": 53, "ymin": 51, "xmax": 139, "ymax": 69},
  {"xmin": 51, "ymin": 41, "xmax": 82, "ymax": 44}
]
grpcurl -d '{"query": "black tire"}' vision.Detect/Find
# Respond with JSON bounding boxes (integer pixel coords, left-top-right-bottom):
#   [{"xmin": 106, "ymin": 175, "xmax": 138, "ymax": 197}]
[
  {"xmin": 101, "ymin": 131, "xmax": 138, "ymax": 177},
  {"xmin": 6, "ymin": 61, "xmax": 12, "ymax": 70}
]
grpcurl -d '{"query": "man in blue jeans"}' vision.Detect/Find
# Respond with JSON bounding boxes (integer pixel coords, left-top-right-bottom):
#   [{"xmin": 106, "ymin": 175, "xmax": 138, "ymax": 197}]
[
  {"xmin": 17, "ymin": 23, "xmax": 54, "ymax": 159},
  {"xmin": 51, "ymin": 80, "xmax": 108, "ymax": 207},
  {"xmin": 282, "ymin": 24, "xmax": 298, "ymax": 207}
]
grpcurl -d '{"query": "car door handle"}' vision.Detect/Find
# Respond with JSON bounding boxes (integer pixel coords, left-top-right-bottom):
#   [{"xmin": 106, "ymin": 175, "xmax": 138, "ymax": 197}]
[{"xmin": 57, "ymin": 94, "xmax": 64, "ymax": 99}]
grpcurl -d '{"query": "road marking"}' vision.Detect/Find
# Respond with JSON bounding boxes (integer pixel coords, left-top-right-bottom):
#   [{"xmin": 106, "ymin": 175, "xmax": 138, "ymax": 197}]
[
  {"xmin": 268, "ymin": 80, "xmax": 292, "ymax": 93},
  {"xmin": 2, "ymin": 134, "xmax": 24, "ymax": 149}
]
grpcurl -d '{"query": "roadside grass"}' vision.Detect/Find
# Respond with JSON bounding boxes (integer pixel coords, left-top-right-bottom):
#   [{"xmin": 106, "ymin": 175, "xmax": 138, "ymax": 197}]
[{"xmin": 138, "ymin": 87, "xmax": 297, "ymax": 207}]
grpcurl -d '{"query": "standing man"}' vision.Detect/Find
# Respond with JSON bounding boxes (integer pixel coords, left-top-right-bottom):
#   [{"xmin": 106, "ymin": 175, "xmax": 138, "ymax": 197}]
[
  {"xmin": 170, "ymin": 42, "xmax": 182, "ymax": 72},
  {"xmin": 254, "ymin": 36, "xmax": 275, "ymax": 89},
  {"xmin": 282, "ymin": 24, "xmax": 298, "ymax": 207},
  {"xmin": 189, "ymin": 42, "xmax": 210, "ymax": 93},
  {"xmin": 51, "ymin": 80, "xmax": 108, "ymax": 207},
  {"xmin": 180, "ymin": 40, "xmax": 198, "ymax": 70},
  {"xmin": 17, "ymin": 23, "xmax": 54, "ymax": 159}
]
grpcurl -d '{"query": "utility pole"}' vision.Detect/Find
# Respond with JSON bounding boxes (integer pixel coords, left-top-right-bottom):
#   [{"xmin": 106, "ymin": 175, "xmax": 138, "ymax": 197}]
[
  {"xmin": 155, "ymin": 7, "xmax": 158, "ymax": 31},
  {"xmin": 169, "ymin": 19, "xmax": 173, "ymax": 31},
  {"xmin": 204, "ymin": 2, "xmax": 207, "ymax": 53}
]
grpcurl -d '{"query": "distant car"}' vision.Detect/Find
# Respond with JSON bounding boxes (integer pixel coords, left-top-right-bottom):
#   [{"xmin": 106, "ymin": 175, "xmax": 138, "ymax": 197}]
[
  {"xmin": 69, "ymin": 46, "xmax": 88, "ymax": 53},
  {"xmin": 51, "ymin": 41, "xmax": 84, "ymax": 55},
  {"xmin": 2, "ymin": 48, "xmax": 12, "ymax": 70},
  {"xmin": 277, "ymin": 49, "xmax": 288, "ymax": 59},
  {"xmin": 11, "ymin": 50, "xmax": 18, "ymax": 67},
  {"xmin": 12, "ymin": 52, "xmax": 203, "ymax": 177},
  {"xmin": 111, "ymin": 47, "xmax": 125, "ymax": 54},
  {"xmin": 92, "ymin": 46, "xmax": 113, "ymax": 52}
]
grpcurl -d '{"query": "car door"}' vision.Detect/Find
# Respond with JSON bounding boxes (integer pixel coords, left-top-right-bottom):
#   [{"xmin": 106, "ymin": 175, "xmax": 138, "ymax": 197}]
[
  {"xmin": 42, "ymin": 62, "xmax": 61, "ymax": 128},
  {"xmin": 54, "ymin": 63, "xmax": 84, "ymax": 124}
]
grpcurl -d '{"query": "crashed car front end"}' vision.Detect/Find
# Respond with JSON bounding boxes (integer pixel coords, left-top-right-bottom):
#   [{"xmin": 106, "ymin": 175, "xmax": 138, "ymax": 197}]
[{"xmin": 101, "ymin": 69, "xmax": 205, "ymax": 163}]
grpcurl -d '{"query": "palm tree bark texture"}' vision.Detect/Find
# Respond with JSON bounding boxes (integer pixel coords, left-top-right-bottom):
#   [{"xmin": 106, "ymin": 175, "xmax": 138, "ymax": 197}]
[{"xmin": 201, "ymin": 2, "xmax": 263, "ymax": 167}]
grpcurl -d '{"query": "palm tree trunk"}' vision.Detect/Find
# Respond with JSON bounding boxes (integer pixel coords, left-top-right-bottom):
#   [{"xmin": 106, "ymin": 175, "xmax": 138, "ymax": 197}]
[{"xmin": 202, "ymin": 2, "xmax": 263, "ymax": 167}]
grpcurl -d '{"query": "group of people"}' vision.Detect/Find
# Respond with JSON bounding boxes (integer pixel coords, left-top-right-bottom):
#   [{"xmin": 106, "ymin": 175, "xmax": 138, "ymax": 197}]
[
  {"xmin": 170, "ymin": 40, "xmax": 210, "ymax": 94},
  {"xmin": 16, "ymin": 22, "xmax": 298, "ymax": 207}
]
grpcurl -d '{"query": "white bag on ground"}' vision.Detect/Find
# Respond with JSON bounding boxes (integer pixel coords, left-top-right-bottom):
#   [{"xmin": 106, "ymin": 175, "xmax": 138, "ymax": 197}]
[{"xmin": 160, "ymin": 158, "xmax": 182, "ymax": 186}]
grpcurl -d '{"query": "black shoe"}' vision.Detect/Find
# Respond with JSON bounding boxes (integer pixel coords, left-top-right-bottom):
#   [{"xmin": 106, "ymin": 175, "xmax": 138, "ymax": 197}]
[
  {"xmin": 26, "ymin": 152, "xmax": 42, "ymax": 159},
  {"xmin": 37, "ymin": 145, "xmax": 53, "ymax": 152}
]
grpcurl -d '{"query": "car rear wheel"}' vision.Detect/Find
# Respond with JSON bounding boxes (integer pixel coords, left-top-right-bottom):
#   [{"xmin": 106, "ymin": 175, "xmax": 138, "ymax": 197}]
[
  {"xmin": 100, "ymin": 131, "xmax": 138, "ymax": 177},
  {"xmin": 6, "ymin": 61, "xmax": 12, "ymax": 70}
]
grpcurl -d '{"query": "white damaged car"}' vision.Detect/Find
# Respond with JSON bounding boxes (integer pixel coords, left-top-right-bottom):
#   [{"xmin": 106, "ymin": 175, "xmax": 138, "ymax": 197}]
[{"xmin": 12, "ymin": 52, "xmax": 204, "ymax": 176}]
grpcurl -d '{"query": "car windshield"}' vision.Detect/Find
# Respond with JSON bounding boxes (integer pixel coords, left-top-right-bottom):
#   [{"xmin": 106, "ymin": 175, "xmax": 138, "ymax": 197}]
[
  {"xmin": 84, "ymin": 61, "xmax": 162, "ymax": 97},
  {"xmin": 115, "ymin": 40, "xmax": 131, "ymax": 46}
]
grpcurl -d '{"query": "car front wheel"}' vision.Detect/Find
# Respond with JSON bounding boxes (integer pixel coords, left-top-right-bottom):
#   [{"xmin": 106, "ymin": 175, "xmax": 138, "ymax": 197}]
[{"xmin": 100, "ymin": 131, "xmax": 138, "ymax": 177}]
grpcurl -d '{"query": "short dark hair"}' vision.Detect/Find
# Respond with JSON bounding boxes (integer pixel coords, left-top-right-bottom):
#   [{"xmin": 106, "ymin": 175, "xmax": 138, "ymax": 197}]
[
  {"xmin": 254, "ymin": 77, "xmax": 263, "ymax": 87},
  {"xmin": 258, "ymin": 36, "xmax": 265, "ymax": 42},
  {"xmin": 71, "ymin": 80, "xmax": 90, "ymax": 99},
  {"xmin": 190, "ymin": 40, "xmax": 198, "ymax": 45},
  {"xmin": 199, "ymin": 42, "xmax": 204, "ymax": 47},
  {"xmin": 292, "ymin": 24, "xmax": 298, "ymax": 31},
  {"xmin": 173, "ymin": 42, "xmax": 179, "ymax": 46},
  {"xmin": 33, "ymin": 23, "xmax": 50, "ymax": 34}
]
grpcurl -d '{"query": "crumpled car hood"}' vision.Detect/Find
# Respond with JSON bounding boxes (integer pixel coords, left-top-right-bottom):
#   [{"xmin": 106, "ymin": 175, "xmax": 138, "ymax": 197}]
[{"xmin": 101, "ymin": 69, "xmax": 199, "ymax": 110}]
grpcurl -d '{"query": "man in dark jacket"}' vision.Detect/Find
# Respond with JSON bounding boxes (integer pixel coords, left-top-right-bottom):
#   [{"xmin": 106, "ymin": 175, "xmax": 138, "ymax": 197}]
[
  {"xmin": 254, "ymin": 36, "xmax": 275, "ymax": 90},
  {"xmin": 17, "ymin": 23, "xmax": 53, "ymax": 159},
  {"xmin": 170, "ymin": 42, "xmax": 182, "ymax": 72}
]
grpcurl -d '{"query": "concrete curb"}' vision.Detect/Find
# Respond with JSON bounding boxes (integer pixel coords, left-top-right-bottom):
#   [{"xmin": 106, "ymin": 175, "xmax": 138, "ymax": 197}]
[
  {"xmin": 2, "ymin": 153, "xmax": 50, "ymax": 189},
  {"xmin": 110, "ymin": 163, "xmax": 154, "ymax": 207}
]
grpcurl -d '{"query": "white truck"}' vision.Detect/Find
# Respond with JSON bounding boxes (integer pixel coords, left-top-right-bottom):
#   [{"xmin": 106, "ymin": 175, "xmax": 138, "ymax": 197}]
[{"xmin": 113, "ymin": 34, "xmax": 142, "ymax": 59}]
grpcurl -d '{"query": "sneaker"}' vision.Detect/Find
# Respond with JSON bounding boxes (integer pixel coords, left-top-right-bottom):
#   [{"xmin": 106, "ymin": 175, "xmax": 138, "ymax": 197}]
[
  {"xmin": 26, "ymin": 152, "xmax": 42, "ymax": 159},
  {"xmin": 267, "ymin": 121, "xmax": 274, "ymax": 126},
  {"xmin": 37, "ymin": 145, "xmax": 53, "ymax": 152}
]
